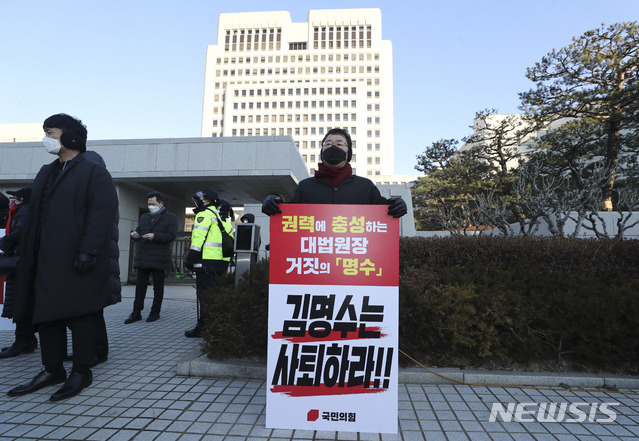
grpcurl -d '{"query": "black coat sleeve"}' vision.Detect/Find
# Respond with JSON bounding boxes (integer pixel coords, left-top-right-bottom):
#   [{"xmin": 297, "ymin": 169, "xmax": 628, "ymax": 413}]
[
  {"xmin": 78, "ymin": 165, "xmax": 119, "ymax": 255},
  {"xmin": 0, "ymin": 205, "xmax": 29, "ymax": 253}
]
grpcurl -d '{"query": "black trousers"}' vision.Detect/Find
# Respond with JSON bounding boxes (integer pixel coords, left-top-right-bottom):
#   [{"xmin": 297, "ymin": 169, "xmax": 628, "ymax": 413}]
[
  {"xmin": 133, "ymin": 268, "xmax": 165, "ymax": 314},
  {"xmin": 39, "ymin": 313, "xmax": 95, "ymax": 373},
  {"xmin": 94, "ymin": 310, "xmax": 108, "ymax": 359},
  {"xmin": 15, "ymin": 319, "xmax": 36, "ymax": 344}
]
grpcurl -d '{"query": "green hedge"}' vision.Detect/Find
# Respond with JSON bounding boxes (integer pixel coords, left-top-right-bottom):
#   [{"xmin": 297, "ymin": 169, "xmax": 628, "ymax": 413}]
[{"xmin": 201, "ymin": 236, "xmax": 639, "ymax": 374}]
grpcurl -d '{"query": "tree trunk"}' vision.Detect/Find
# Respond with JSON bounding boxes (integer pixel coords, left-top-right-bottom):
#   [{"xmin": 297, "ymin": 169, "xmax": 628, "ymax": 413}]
[{"xmin": 603, "ymin": 115, "xmax": 621, "ymax": 211}]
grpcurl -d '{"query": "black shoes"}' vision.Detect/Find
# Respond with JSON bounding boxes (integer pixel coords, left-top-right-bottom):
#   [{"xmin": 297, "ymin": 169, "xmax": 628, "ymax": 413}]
[
  {"xmin": 0, "ymin": 340, "xmax": 37, "ymax": 359},
  {"xmin": 0, "ymin": 335, "xmax": 38, "ymax": 352},
  {"xmin": 125, "ymin": 312, "xmax": 160, "ymax": 323},
  {"xmin": 124, "ymin": 312, "xmax": 142, "ymax": 324},
  {"xmin": 7, "ymin": 369, "xmax": 67, "ymax": 397},
  {"xmin": 50, "ymin": 371, "xmax": 93, "ymax": 402},
  {"xmin": 184, "ymin": 323, "xmax": 202, "ymax": 338}
]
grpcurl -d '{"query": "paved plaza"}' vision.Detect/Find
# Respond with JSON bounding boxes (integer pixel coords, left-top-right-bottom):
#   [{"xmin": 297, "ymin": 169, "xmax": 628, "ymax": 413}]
[{"xmin": 0, "ymin": 285, "xmax": 638, "ymax": 441}]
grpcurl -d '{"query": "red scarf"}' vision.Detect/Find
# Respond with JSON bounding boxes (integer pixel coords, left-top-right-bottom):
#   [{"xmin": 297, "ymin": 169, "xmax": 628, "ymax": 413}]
[
  {"xmin": 5, "ymin": 207, "xmax": 16, "ymax": 234},
  {"xmin": 314, "ymin": 163, "xmax": 353, "ymax": 187}
]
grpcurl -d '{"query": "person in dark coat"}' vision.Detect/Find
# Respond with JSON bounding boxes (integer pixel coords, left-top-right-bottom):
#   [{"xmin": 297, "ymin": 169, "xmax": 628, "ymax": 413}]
[
  {"xmin": 124, "ymin": 191, "xmax": 178, "ymax": 324},
  {"xmin": 0, "ymin": 187, "xmax": 37, "ymax": 358},
  {"xmin": 7, "ymin": 113, "xmax": 118, "ymax": 402},
  {"xmin": 262, "ymin": 127, "xmax": 408, "ymax": 216},
  {"xmin": 84, "ymin": 150, "xmax": 122, "ymax": 365}
]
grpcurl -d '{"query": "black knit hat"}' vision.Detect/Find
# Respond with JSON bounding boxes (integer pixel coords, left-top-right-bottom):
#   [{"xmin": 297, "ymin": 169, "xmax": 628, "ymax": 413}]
[{"xmin": 7, "ymin": 187, "xmax": 31, "ymax": 204}]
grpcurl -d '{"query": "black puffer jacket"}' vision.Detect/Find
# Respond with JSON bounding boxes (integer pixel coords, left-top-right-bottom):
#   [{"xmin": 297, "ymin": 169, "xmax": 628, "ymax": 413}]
[
  {"xmin": 0, "ymin": 203, "xmax": 28, "ymax": 318},
  {"xmin": 133, "ymin": 209, "xmax": 178, "ymax": 270},
  {"xmin": 288, "ymin": 174, "xmax": 390, "ymax": 205},
  {"xmin": 85, "ymin": 151, "xmax": 121, "ymax": 305},
  {"xmin": 0, "ymin": 203, "xmax": 28, "ymax": 255},
  {"xmin": 14, "ymin": 154, "xmax": 118, "ymax": 324}
]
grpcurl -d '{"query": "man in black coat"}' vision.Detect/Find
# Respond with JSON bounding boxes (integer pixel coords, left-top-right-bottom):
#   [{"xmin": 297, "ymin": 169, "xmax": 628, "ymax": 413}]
[
  {"xmin": 124, "ymin": 191, "xmax": 178, "ymax": 324},
  {"xmin": 7, "ymin": 114, "xmax": 118, "ymax": 402}
]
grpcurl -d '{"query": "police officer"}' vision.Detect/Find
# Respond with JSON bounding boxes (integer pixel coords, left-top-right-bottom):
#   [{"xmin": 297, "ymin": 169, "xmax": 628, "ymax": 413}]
[
  {"xmin": 183, "ymin": 189, "xmax": 234, "ymax": 338},
  {"xmin": 219, "ymin": 200, "xmax": 236, "ymax": 235}
]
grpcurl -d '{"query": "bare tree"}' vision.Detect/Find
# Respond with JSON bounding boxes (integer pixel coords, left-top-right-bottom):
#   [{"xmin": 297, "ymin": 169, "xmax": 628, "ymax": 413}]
[{"xmin": 580, "ymin": 188, "xmax": 639, "ymax": 239}]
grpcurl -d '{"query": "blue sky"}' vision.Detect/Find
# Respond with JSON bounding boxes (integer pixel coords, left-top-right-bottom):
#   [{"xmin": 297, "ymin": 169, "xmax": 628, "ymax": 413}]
[{"xmin": 1, "ymin": 0, "xmax": 636, "ymax": 175}]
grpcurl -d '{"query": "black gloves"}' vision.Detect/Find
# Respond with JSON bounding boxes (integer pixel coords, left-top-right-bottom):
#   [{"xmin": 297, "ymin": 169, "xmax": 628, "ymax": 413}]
[
  {"xmin": 262, "ymin": 193, "xmax": 405, "ymax": 217},
  {"xmin": 184, "ymin": 250, "xmax": 202, "ymax": 270},
  {"xmin": 388, "ymin": 197, "xmax": 407, "ymax": 218},
  {"xmin": 262, "ymin": 194, "xmax": 283, "ymax": 216},
  {"xmin": 74, "ymin": 252, "xmax": 97, "ymax": 275}
]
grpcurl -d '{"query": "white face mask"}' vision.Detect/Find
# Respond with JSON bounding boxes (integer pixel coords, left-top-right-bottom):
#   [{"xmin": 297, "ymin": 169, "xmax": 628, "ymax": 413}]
[
  {"xmin": 148, "ymin": 205, "xmax": 161, "ymax": 214},
  {"xmin": 42, "ymin": 136, "xmax": 62, "ymax": 155}
]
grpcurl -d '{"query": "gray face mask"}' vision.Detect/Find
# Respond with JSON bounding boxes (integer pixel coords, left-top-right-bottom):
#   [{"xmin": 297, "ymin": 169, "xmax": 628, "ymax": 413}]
[
  {"xmin": 42, "ymin": 136, "xmax": 62, "ymax": 155},
  {"xmin": 322, "ymin": 146, "xmax": 347, "ymax": 165}
]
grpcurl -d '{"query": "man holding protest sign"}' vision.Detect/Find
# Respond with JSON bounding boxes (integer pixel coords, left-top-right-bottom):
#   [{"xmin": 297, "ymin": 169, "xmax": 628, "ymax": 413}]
[{"xmin": 261, "ymin": 128, "xmax": 406, "ymax": 434}]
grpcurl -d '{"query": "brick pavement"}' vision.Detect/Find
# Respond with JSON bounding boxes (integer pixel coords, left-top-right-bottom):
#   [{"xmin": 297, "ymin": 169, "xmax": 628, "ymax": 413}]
[{"xmin": 0, "ymin": 285, "xmax": 637, "ymax": 441}]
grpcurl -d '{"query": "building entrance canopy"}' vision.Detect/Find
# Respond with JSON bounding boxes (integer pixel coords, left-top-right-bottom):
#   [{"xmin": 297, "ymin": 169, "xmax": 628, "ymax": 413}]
[{"xmin": 0, "ymin": 136, "xmax": 309, "ymax": 205}]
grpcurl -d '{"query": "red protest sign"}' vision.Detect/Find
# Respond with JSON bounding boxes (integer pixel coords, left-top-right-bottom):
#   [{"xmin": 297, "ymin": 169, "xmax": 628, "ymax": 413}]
[{"xmin": 268, "ymin": 204, "xmax": 399, "ymax": 286}]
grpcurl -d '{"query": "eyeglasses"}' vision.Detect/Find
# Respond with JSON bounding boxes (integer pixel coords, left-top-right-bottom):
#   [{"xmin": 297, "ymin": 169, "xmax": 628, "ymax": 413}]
[{"xmin": 322, "ymin": 142, "xmax": 347, "ymax": 148}]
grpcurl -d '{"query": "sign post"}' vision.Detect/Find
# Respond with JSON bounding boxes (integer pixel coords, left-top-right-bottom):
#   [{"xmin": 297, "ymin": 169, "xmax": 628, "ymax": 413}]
[{"xmin": 266, "ymin": 204, "xmax": 399, "ymax": 433}]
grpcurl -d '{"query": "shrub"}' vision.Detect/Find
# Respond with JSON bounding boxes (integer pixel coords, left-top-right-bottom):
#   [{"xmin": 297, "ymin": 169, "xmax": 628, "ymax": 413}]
[
  {"xmin": 201, "ymin": 260, "xmax": 269, "ymax": 361},
  {"xmin": 201, "ymin": 237, "xmax": 639, "ymax": 374}
]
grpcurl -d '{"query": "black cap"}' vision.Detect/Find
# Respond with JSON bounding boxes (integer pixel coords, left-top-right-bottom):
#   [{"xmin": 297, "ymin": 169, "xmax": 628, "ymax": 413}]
[
  {"xmin": 201, "ymin": 189, "xmax": 219, "ymax": 201},
  {"xmin": 7, "ymin": 187, "xmax": 31, "ymax": 204},
  {"xmin": 240, "ymin": 213, "xmax": 255, "ymax": 223},
  {"xmin": 193, "ymin": 188, "xmax": 220, "ymax": 210},
  {"xmin": 219, "ymin": 200, "xmax": 232, "ymax": 212}
]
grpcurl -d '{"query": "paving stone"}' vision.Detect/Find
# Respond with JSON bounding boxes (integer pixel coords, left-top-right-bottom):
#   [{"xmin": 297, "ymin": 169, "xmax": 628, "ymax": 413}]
[{"xmin": 0, "ymin": 286, "xmax": 636, "ymax": 441}]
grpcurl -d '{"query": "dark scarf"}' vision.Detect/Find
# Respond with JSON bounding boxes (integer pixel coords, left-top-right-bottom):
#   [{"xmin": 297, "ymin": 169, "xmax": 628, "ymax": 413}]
[
  {"xmin": 150, "ymin": 205, "xmax": 166, "ymax": 217},
  {"xmin": 314, "ymin": 163, "xmax": 353, "ymax": 187}
]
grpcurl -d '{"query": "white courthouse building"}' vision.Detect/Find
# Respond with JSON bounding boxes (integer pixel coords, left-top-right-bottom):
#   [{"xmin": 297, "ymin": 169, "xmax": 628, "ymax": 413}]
[
  {"xmin": 0, "ymin": 9, "xmax": 420, "ymax": 282},
  {"xmin": 201, "ymin": 9, "xmax": 397, "ymax": 181}
]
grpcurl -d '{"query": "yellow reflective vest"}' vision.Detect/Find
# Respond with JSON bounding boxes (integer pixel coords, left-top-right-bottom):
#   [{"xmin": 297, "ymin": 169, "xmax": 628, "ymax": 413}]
[{"xmin": 190, "ymin": 206, "xmax": 235, "ymax": 262}]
